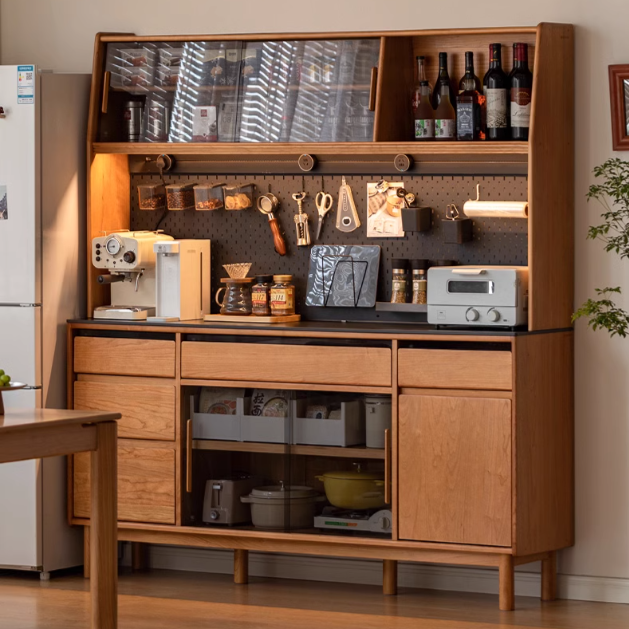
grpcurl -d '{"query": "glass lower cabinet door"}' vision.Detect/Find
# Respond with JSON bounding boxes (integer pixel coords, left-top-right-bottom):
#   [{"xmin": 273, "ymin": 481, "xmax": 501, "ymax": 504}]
[{"xmin": 186, "ymin": 386, "xmax": 391, "ymax": 539}]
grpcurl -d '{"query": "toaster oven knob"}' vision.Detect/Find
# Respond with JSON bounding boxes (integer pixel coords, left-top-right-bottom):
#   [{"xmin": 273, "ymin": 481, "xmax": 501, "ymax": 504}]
[
  {"xmin": 210, "ymin": 510, "xmax": 219, "ymax": 521},
  {"xmin": 487, "ymin": 308, "xmax": 501, "ymax": 322},
  {"xmin": 465, "ymin": 307, "xmax": 480, "ymax": 322}
]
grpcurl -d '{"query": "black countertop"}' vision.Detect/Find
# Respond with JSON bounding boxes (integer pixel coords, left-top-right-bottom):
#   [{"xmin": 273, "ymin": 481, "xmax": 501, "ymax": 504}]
[{"xmin": 69, "ymin": 318, "xmax": 570, "ymax": 338}]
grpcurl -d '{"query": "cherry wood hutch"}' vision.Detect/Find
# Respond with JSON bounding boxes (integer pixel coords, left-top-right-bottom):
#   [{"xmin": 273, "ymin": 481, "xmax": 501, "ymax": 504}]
[{"xmin": 68, "ymin": 23, "xmax": 574, "ymax": 611}]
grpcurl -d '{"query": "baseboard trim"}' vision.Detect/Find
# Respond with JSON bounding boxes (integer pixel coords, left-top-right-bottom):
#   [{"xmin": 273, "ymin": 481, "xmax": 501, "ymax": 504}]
[{"xmin": 122, "ymin": 544, "xmax": 629, "ymax": 605}]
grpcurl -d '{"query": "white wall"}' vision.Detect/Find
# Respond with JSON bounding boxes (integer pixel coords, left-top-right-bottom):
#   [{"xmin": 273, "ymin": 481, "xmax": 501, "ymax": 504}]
[{"xmin": 3, "ymin": 0, "xmax": 629, "ymax": 586}]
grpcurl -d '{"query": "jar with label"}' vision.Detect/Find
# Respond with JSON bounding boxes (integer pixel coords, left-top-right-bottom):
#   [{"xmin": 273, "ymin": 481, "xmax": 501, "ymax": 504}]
[
  {"xmin": 411, "ymin": 259, "xmax": 429, "ymax": 304},
  {"xmin": 390, "ymin": 259, "xmax": 409, "ymax": 303},
  {"xmin": 252, "ymin": 274, "xmax": 273, "ymax": 316},
  {"xmin": 270, "ymin": 275, "xmax": 296, "ymax": 316}
]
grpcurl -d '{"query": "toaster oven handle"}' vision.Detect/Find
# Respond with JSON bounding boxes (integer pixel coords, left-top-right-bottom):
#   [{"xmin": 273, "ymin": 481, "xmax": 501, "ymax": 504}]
[
  {"xmin": 451, "ymin": 269, "xmax": 487, "ymax": 275},
  {"xmin": 186, "ymin": 419, "xmax": 192, "ymax": 493}
]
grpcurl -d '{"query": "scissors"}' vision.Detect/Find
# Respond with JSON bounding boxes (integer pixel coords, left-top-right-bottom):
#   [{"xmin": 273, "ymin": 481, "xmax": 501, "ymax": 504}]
[{"xmin": 315, "ymin": 190, "xmax": 334, "ymax": 241}]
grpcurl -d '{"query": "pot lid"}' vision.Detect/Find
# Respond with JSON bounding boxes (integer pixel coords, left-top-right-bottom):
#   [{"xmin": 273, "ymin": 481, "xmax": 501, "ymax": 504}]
[
  {"xmin": 319, "ymin": 470, "xmax": 384, "ymax": 481},
  {"xmin": 250, "ymin": 484, "xmax": 316, "ymax": 499}
]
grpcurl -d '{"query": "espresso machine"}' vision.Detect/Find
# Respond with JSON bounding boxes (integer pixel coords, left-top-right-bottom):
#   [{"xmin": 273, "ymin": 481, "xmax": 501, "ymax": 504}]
[{"xmin": 92, "ymin": 230, "xmax": 173, "ymax": 320}]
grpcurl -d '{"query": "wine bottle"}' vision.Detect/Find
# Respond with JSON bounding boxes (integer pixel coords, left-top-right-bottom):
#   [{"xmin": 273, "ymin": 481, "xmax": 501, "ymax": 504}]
[
  {"xmin": 414, "ymin": 81, "xmax": 435, "ymax": 140},
  {"xmin": 412, "ymin": 56, "xmax": 431, "ymax": 111},
  {"xmin": 509, "ymin": 43, "xmax": 532, "ymax": 141},
  {"xmin": 458, "ymin": 51, "xmax": 482, "ymax": 93},
  {"xmin": 431, "ymin": 52, "xmax": 456, "ymax": 110},
  {"xmin": 434, "ymin": 84, "xmax": 456, "ymax": 140},
  {"xmin": 483, "ymin": 43, "xmax": 509, "ymax": 140}
]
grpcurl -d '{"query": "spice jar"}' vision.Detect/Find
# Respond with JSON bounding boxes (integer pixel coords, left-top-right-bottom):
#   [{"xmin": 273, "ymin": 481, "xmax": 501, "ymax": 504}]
[
  {"xmin": 411, "ymin": 259, "xmax": 429, "ymax": 305},
  {"xmin": 270, "ymin": 275, "xmax": 296, "ymax": 316},
  {"xmin": 252, "ymin": 274, "xmax": 273, "ymax": 316},
  {"xmin": 390, "ymin": 259, "xmax": 409, "ymax": 304}
]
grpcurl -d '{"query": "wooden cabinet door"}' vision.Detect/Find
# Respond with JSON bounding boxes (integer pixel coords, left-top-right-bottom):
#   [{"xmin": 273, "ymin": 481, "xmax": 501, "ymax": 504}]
[
  {"xmin": 73, "ymin": 445, "xmax": 176, "ymax": 524},
  {"xmin": 399, "ymin": 394, "xmax": 512, "ymax": 547}
]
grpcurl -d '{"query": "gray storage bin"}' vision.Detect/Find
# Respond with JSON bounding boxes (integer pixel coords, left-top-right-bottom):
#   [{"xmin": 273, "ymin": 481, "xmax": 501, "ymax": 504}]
[{"xmin": 190, "ymin": 394, "xmax": 242, "ymax": 441}]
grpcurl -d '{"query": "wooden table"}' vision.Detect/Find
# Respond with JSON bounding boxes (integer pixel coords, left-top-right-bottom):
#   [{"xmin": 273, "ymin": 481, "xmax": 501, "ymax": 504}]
[{"xmin": 0, "ymin": 408, "xmax": 120, "ymax": 629}]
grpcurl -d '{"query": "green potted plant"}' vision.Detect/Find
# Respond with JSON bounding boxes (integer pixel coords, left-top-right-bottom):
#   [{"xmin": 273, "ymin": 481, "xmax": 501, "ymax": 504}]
[{"xmin": 573, "ymin": 158, "xmax": 629, "ymax": 336}]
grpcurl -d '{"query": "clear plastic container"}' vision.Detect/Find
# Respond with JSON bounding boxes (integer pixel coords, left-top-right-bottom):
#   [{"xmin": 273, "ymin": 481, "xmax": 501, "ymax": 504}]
[
  {"xmin": 194, "ymin": 183, "xmax": 225, "ymax": 211},
  {"xmin": 223, "ymin": 183, "xmax": 255, "ymax": 210},
  {"xmin": 138, "ymin": 183, "xmax": 166, "ymax": 211},
  {"xmin": 166, "ymin": 183, "xmax": 195, "ymax": 211}
]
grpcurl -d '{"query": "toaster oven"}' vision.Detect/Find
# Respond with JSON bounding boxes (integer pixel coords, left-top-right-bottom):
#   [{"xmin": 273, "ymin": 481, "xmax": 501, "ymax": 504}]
[{"xmin": 427, "ymin": 266, "xmax": 528, "ymax": 327}]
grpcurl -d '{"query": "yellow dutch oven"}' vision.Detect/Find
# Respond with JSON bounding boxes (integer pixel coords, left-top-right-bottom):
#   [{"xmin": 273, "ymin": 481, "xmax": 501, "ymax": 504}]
[{"xmin": 316, "ymin": 465, "xmax": 385, "ymax": 510}]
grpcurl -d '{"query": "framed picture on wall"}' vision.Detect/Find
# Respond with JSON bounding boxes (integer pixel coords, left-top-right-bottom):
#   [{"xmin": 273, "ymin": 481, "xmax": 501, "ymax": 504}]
[{"xmin": 609, "ymin": 64, "xmax": 629, "ymax": 151}]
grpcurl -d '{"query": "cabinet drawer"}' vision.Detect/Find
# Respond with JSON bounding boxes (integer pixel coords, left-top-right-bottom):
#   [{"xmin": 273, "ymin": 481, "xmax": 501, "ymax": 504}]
[
  {"xmin": 181, "ymin": 342, "xmax": 392, "ymax": 387},
  {"xmin": 74, "ymin": 380, "xmax": 176, "ymax": 441},
  {"xmin": 73, "ymin": 444, "xmax": 176, "ymax": 524},
  {"xmin": 398, "ymin": 349, "xmax": 512, "ymax": 390},
  {"xmin": 74, "ymin": 337, "xmax": 175, "ymax": 378}
]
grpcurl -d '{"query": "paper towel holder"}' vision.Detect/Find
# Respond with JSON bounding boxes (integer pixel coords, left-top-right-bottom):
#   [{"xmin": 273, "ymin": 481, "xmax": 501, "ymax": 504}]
[{"xmin": 463, "ymin": 184, "xmax": 529, "ymax": 218}]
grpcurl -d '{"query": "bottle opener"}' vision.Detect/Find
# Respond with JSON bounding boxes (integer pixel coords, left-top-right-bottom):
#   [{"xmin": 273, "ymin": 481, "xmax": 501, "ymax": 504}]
[
  {"xmin": 336, "ymin": 176, "xmax": 360, "ymax": 233},
  {"xmin": 292, "ymin": 191, "xmax": 310, "ymax": 247}
]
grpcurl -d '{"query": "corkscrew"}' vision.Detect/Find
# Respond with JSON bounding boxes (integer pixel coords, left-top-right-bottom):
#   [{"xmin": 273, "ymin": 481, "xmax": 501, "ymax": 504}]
[{"xmin": 292, "ymin": 190, "xmax": 311, "ymax": 247}]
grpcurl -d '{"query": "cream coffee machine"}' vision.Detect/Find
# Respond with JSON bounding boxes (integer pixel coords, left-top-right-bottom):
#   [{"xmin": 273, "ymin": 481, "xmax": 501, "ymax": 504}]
[
  {"xmin": 92, "ymin": 230, "xmax": 173, "ymax": 320},
  {"xmin": 151, "ymin": 240, "xmax": 211, "ymax": 321}
]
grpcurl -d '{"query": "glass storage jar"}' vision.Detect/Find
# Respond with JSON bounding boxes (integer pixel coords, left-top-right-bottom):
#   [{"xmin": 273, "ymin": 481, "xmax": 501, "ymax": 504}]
[
  {"xmin": 138, "ymin": 183, "xmax": 166, "ymax": 210},
  {"xmin": 194, "ymin": 183, "xmax": 225, "ymax": 210},
  {"xmin": 252, "ymin": 274, "xmax": 273, "ymax": 316},
  {"xmin": 390, "ymin": 258, "xmax": 409, "ymax": 303},
  {"xmin": 270, "ymin": 275, "xmax": 296, "ymax": 316},
  {"xmin": 411, "ymin": 259, "xmax": 429, "ymax": 304},
  {"xmin": 166, "ymin": 183, "xmax": 195, "ymax": 210}
]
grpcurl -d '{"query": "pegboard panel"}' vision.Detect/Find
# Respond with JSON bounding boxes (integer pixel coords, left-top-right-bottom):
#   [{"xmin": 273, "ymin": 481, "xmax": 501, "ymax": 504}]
[{"xmin": 130, "ymin": 174, "xmax": 528, "ymax": 313}]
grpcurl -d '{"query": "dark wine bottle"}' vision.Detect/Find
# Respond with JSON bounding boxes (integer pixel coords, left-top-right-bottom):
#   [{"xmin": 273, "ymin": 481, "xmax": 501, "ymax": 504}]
[
  {"xmin": 458, "ymin": 51, "xmax": 482, "ymax": 93},
  {"xmin": 509, "ymin": 43, "xmax": 533, "ymax": 141},
  {"xmin": 431, "ymin": 52, "xmax": 456, "ymax": 110},
  {"xmin": 483, "ymin": 43, "xmax": 509, "ymax": 141}
]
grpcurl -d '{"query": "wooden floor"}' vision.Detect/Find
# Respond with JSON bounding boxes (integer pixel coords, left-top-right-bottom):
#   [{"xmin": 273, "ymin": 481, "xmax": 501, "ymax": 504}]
[{"xmin": 0, "ymin": 568, "xmax": 628, "ymax": 629}]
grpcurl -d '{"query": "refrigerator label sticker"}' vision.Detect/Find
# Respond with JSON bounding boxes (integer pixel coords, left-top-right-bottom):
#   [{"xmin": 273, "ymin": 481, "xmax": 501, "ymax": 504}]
[
  {"xmin": 0, "ymin": 185, "xmax": 8, "ymax": 220},
  {"xmin": 17, "ymin": 65, "xmax": 35, "ymax": 104}
]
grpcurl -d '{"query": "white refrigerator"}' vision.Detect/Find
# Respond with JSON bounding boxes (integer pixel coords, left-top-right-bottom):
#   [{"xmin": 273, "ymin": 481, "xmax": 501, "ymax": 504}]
[{"xmin": 0, "ymin": 68, "xmax": 90, "ymax": 575}]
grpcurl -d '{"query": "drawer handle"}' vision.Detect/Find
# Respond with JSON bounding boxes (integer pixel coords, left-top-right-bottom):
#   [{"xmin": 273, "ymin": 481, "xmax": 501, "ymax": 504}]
[
  {"xmin": 101, "ymin": 70, "xmax": 111, "ymax": 114},
  {"xmin": 384, "ymin": 428, "xmax": 391, "ymax": 505},
  {"xmin": 186, "ymin": 419, "xmax": 192, "ymax": 493}
]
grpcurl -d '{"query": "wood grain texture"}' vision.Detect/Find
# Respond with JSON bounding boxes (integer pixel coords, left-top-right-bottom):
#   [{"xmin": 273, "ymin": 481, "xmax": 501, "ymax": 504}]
[
  {"xmin": 8, "ymin": 569, "xmax": 629, "ymax": 629},
  {"xmin": 513, "ymin": 331, "xmax": 574, "ymax": 556},
  {"xmin": 74, "ymin": 444, "xmax": 176, "ymax": 524},
  {"xmin": 183, "ymin": 379, "xmax": 392, "ymax": 395},
  {"xmin": 382, "ymin": 560, "xmax": 397, "ymax": 595},
  {"xmin": 90, "ymin": 421, "xmax": 118, "ymax": 629},
  {"xmin": 83, "ymin": 526, "xmax": 90, "ymax": 579},
  {"xmin": 374, "ymin": 37, "xmax": 414, "ymax": 141},
  {"xmin": 88, "ymin": 153, "xmax": 130, "ymax": 315},
  {"xmin": 181, "ymin": 342, "xmax": 392, "ymax": 387},
  {"xmin": 391, "ymin": 340, "xmax": 399, "ymax": 540},
  {"xmin": 499, "ymin": 554, "xmax": 515, "ymax": 611},
  {"xmin": 233, "ymin": 549, "xmax": 248, "ymax": 585},
  {"xmin": 74, "ymin": 380, "xmax": 176, "ymax": 441},
  {"xmin": 528, "ymin": 23, "xmax": 575, "ymax": 330},
  {"xmin": 541, "ymin": 551, "xmax": 557, "ymax": 601},
  {"xmin": 398, "ymin": 349, "xmax": 513, "ymax": 390},
  {"xmin": 398, "ymin": 394, "xmax": 512, "ymax": 547},
  {"xmin": 74, "ymin": 337, "xmax": 175, "ymax": 378}
]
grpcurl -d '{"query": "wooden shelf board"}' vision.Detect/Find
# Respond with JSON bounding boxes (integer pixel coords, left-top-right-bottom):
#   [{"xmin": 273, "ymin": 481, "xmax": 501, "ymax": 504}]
[
  {"xmin": 181, "ymin": 379, "xmax": 393, "ymax": 394},
  {"xmin": 92, "ymin": 141, "xmax": 529, "ymax": 161},
  {"xmin": 193, "ymin": 439, "xmax": 385, "ymax": 459}
]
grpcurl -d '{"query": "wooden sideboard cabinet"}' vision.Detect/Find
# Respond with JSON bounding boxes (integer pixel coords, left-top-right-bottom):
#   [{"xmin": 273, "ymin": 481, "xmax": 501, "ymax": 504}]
[{"xmin": 67, "ymin": 323, "xmax": 574, "ymax": 611}]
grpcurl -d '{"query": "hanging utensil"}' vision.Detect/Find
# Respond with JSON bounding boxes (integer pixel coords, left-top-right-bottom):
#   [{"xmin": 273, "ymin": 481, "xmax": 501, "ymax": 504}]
[
  {"xmin": 256, "ymin": 192, "xmax": 287, "ymax": 256},
  {"xmin": 336, "ymin": 176, "xmax": 360, "ymax": 233},
  {"xmin": 315, "ymin": 185, "xmax": 334, "ymax": 242},
  {"xmin": 292, "ymin": 190, "xmax": 310, "ymax": 247}
]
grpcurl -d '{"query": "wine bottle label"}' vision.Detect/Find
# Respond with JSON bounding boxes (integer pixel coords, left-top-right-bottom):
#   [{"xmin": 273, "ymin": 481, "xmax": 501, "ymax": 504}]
[
  {"xmin": 456, "ymin": 102, "xmax": 474, "ymax": 137},
  {"xmin": 415, "ymin": 119, "xmax": 435, "ymax": 139},
  {"xmin": 435, "ymin": 119, "xmax": 455, "ymax": 138},
  {"xmin": 510, "ymin": 87, "xmax": 531, "ymax": 128},
  {"xmin": 484, "ymin": 87, "xmax": 508, "ymax": 128}
]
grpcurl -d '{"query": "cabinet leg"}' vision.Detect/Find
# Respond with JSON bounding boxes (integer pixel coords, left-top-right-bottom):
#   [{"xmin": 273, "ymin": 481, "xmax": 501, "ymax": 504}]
[
  {"xmin": 83, "ymin": 526, "xmax": 90, "ymax": 579},
  {"xmin": 383, "ymin": 559, "xmax": 398, "ymax": 596},
  {"xmin": 234, "ymin": 549, "xmax": 248, "ymax": 585},
  {"xmin": 132, "ymin": 542, "xmax": 149, "ymax": 571},
  {"xmin": 499, "ymin": 555, "xmax": 515, "ymax": 611},
  {"xmin": 541, "ymin": 551, "xmax": 557, "ymax": 601}
]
